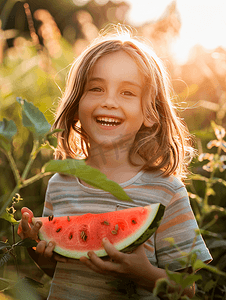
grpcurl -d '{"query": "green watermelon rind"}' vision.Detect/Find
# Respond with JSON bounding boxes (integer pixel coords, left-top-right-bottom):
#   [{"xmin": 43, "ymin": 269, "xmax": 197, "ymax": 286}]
[
  {"xmin": 35, "ymin": 203, "xmax": 165, "ymax": 259},
  {"xmin": 121, "ymin": 204, "xmax": 165, "ymax": 253}
]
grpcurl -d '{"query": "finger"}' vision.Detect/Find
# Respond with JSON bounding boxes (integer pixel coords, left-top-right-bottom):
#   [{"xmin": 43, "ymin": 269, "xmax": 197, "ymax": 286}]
[
  {"xmin": 86, "ymin": 251, "xmax": 120, "ymax": 273},
  {"xmin": 18, "ymin": 213, "xmax": 31, "ymax": 239},
  {"xmin": 30, "ymin": 221, "xmax": 42, "ymax": 238},
  {"xmin": 80, "ymin": 256, "xmax": 105, "ymax": 274},
  {"xmin": 36, "ymin": 240, "xmax": 47, "ymax": 255},
  {"xmin": 43, "ymin": 241, "xmax": 56, "ymax": 259},
  {"xmin": 21, "ymin": 213, "xmax": 31, "ymax": 232},
  {"xmin": 21, "ymin": 207, "xmax": 34, "ymax": 223},
  {"xmin": 102, "ymin": 238, "xmax": 124, "ymax": 262}
]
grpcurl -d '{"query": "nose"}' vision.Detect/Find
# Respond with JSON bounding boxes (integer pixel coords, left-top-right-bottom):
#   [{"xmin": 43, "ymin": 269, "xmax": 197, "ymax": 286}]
[{"xmin": 101, "ymin": 92, "xmax": 119, "ymax": 109}]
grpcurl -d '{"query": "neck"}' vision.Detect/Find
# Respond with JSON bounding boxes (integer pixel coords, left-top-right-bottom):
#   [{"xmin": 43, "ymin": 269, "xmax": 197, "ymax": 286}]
[{"xmin": 86, "ymin": 146, "xmax": 144, "ymax": 183}]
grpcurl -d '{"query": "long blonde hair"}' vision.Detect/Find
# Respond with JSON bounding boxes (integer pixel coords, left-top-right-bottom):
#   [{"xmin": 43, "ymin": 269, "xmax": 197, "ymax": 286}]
[{"xmin": 53, "ymin": 25, "xmax": 194, "ymax": 179}]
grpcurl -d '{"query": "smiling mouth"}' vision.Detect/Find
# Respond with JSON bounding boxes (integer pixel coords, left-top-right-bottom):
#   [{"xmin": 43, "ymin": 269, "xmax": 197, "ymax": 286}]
[{"xmin": 96, "ymin": 116, "xmax": 122, "ymax": 126}]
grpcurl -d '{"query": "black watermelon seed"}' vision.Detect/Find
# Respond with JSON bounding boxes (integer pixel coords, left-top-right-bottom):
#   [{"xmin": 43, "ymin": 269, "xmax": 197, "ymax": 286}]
[
  {"xmin": 48, "ymin": 215, "xmax": 54, "ymax": 221},
  {"xmin": 101, "ymin": 220, "xmax": 110, "ymax": 225},
  {"xmin": 80, "ymin": 231, "xmax": 87, "ymax": 241}
]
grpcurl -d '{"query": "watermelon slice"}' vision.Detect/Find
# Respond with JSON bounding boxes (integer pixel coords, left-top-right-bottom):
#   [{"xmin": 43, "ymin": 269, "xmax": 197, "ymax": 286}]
[{"xmin": 32, "ymin": 203, "xmax": 164, "ymax": 259}]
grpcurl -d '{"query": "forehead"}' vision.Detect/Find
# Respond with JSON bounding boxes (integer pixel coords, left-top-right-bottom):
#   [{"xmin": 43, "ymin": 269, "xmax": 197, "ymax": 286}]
[{"xmin": 88, "ymin": 50, "xmax": 144, "ymax": 85}]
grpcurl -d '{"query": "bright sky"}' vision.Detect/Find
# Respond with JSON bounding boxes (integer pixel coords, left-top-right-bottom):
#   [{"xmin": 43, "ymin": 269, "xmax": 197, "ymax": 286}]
[
  {"xmin": 75, "ymin": 0, "xmax": 226, "ymax": 63},
  {"xmin": 126, "ymin": 0, "xmax": 226, "ymax": 63}
]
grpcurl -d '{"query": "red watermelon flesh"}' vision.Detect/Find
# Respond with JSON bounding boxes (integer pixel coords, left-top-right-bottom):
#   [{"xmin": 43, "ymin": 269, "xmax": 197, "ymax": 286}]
[{"xmin": 32, "ymin": 203, "xmax": 164, "ymax": 259}]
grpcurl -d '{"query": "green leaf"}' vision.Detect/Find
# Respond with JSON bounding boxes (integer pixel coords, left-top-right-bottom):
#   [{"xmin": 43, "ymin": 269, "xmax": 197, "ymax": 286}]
[
  {"xmin": 191, "ymin": 252, "xmax": 198, "ymax": 267},
  {"xmin": 0, "ymin": 212, "xmax": 19, "ymax": 224},
  {"xmin": 193, "ymin": 259, "xmax": 226, "ymax": 276},
  {"xmin": 0, "ymin": 277, "xmax": 12, "ymax": 292},
  {"xmin": 17, "ymin": 97, "xmax": 51, "ymax": 137},
  {"xmin": 0, "ymin": 118, "xmax": 17, "ymax": 141},
  {"xmin": 180, "ymin": 274, "xmax": 202, "ymax": 290},
  {"xmin": 203, "ymin": 279, "xmax": 216, "ymax": 292},
  {"xmin": 14, "ymin": 238, "xmax": 38, "ymax": 248},
  {"xmin": 0, "ymin": 119, "xmax": 17, "ymax": 151},
  {"xmin": 0, "ymin": 241, "xmax": 11, "ymax": 251},
  {"xmin": 176, "ymin": 257, "xmax": 187, "ymax": 268},
  {"xmin": 0, "ymin": 252, "xmax": 12, "ymax": 267},
  {"xmin": 43, "ymin": 159, "xmax": 132, "ymax": 202},
  {"xmin": 0, "ymin": 134, "xmax": 11, "ymax": 152},
  {"xmin": 166, "ymin": 268, "xmax": 183, "ymax": 284},
  {"xmin": 3, "ymin": 276, "xmax": 43, "ymax": 299},
  {"xmin": 153, "ymin": 278, "xmax": 169, "ymax": 296},
  {"xmin": 46, "ymin": 136, "xmax": 57, "ymax": 148}
]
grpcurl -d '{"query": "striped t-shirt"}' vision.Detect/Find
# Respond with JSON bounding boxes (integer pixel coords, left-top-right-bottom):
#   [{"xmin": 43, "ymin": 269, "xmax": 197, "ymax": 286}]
[{"xmin": 43, "ymin": 170, "xmax": 212, "ymax": 299}]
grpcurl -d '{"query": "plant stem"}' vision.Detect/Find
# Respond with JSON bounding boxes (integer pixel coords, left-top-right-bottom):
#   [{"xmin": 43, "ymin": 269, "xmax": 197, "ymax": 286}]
[
  {"xmin": 202, "ymin": 218, "xmax": 217, "ymax": 230},
  {"xmin": 6, "ymin": 151, "xmax": 21, "ymax": 184},
  {"xmin": 11, "ymin": 224, "xmax": 19, "ymax": 278},
  {"xmin": 21, "ymin": 172, "xmax": 50, "ymax": 188},
  {"xmin": 211, "ymin": 275, "xmax": 219, "ymax": 300},
  {"xmin": 21, "ymin": 139, "xmax": 39, "ymax": 181},
  {"xmin": 0, "ymin": 148, "xmax": 21, "ymax": 184},
  {"xmin": 200, "ymin": 169, "xmax": 215, "ymax": 227}
]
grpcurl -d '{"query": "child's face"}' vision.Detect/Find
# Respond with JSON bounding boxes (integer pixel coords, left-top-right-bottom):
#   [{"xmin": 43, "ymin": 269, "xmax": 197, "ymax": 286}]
[{"xmin": 78, "ymin": 50, "xmax": 145, "ymax": 151}]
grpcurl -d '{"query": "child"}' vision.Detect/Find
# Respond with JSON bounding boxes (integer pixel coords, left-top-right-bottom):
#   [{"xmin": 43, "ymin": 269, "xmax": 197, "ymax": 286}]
[{"xmin": 18, "ymin": 25, "xmax": 212, "ymax": 299}]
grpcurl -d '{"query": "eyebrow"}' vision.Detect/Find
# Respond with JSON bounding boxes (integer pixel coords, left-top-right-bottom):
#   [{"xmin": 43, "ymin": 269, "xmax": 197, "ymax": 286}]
[{"xmin": 88, "ymin": 77, "xmax": 142, "ymax": 89}]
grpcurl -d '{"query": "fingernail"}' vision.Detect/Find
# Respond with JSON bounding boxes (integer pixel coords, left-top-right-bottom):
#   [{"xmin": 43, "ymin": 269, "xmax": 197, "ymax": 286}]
[
  {"xmin": 87, "ymin": 252, "xmax": 91, "ymax": 257},
  {"xmin": 35, "ymin": 222, "xmax": 41, "ymax": 228},
  {"xmin": 102, "ymin": 237, "xmax": 108, "ymax": 242},
  {"xmin": 23, "ymin": 213, "xmax": 28, "ymax": 219},
  {"xmin": 48, "ymin": 242, "xmax": 53, "ymax": 247}
]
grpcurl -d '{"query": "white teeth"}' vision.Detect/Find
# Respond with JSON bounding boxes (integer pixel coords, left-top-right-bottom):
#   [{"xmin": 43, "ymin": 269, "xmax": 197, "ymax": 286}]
[
  {"xmin": 96, "ymin": 116, "xmax": 121, "ymax": 126},
  {"xmin": 96, "ymin": 117, "xmax": 121, "ymax": 123}
]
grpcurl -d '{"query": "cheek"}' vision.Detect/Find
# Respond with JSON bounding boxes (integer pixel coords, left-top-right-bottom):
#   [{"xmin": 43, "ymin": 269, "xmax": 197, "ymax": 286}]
[
  {"xmin": 129, "ymin": 105, "xmax": 144, "ymax": 124},
  {"xmin": 78, "ymin": 101, "xmax": 94, "ymax": 131},
  {"xmin": 78, "ymin": 100, "xmax": 89, "ymax": 119}
]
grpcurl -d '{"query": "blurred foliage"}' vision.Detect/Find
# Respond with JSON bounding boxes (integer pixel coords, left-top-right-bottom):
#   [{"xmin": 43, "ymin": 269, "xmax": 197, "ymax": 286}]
[{"xmin": 1, "ymin": 0, "xmax": 226, "ymax": 299}]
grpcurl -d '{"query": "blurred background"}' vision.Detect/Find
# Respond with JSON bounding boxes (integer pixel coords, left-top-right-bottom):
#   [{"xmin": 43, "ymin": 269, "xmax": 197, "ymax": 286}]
[
  {"xmin": 1, "ymin": 0, "xmax": 226, "ymax": 298},
  {"xmin": 1, "ymin": 0, "xmax": 226, "ymax": 129}
]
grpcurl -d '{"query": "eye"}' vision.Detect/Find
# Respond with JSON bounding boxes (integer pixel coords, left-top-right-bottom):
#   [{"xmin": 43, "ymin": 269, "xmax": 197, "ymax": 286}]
[
  {"xmin": 89, "ymin": 87, "xmax": 103, "ymax": 92},
  {"xmin": 121, "ymin": 91, "xmax": 136, "ymax": 96}
]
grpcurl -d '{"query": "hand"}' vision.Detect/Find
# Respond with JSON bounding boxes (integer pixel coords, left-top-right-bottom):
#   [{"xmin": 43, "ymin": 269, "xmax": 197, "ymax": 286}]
[
  {"xmin": 35, "ymin": 240, "xmax": 68, "ymax": 263},
  {"xmin": 17, "ymin": 207, "xmax": 39, "ymax": 240},
  {"xmin": 17, "ymin": 207, "xmax": 67, "ymax": 263},
  {"xmin": 80, "ymin": 238, "xmax": 154, "ymax": 280}
]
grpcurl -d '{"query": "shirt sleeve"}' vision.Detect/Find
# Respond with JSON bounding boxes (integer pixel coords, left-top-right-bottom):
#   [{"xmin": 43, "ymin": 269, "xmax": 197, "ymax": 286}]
[{"xmin": 155, "ymin": 185, "xmax": 212, "ymax": 271}]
